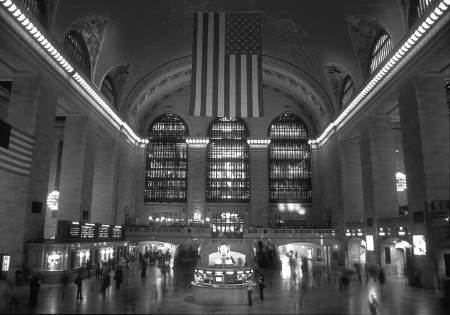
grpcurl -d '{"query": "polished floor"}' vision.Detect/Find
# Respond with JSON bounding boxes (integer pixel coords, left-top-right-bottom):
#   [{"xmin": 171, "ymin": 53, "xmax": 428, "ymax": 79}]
[{"xmin": 0, "ymin": 260, "xmax": 448, "ymax": 315}]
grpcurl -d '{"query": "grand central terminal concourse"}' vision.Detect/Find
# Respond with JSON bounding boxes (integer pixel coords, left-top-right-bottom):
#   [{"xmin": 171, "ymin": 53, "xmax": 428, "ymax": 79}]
[{"xmin": 0, "ymin": 0, "xmax": 449, "ymax": 314}]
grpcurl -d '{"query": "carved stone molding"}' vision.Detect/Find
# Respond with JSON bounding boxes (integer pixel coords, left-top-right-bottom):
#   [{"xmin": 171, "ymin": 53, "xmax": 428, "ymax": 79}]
[
  {"xmin": 346, "ymin": 14, "xmax": 386, "ymax": 78},
  {"xmin": 71, "ymin": 16, "xmax": 108, "ymax": 64},
  {"xmin": 109, "ymin": 62, "xmax": 131, "ymax": 110},
  {"xmin": 324, "ymin": 63, "xmax": 350, "ymax": 104}
]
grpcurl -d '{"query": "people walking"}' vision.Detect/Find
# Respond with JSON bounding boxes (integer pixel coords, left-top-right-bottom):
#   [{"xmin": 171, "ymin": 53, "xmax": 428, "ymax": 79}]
[
  {"xmin": 75, "ymin": 275, "xmax": 83, "ymax": 299},
  {"xmin": 246, "ymin": 276, "xmax": 254, "ymax": 306},
  {"xmin": 258, "ymin": 273, "xmax": 265, "ymax": 300},
  {"xmin": 368, "ymin": 294, "xmax": 379, "ymax": 314},
  {"xmin": 28, "ymin": 275, "xmax": 40, "ymax": 306},
  {"xmin": 378, "ymin": 269, "xmax": 386, "ymax": 289}
]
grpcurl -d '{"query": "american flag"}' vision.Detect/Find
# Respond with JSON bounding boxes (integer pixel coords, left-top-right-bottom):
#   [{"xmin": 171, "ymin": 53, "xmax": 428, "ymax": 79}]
[
  {"xmin": 0, "ymin": 120, "xmax": 34, "ymax": 177},
  {"xmin": 189, "ymin": 12, "xmax": 264, "ymax": 118}
]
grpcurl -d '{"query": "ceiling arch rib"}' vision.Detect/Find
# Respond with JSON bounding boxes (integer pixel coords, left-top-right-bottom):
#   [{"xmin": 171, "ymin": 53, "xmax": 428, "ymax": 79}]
[{"xmin": 124, "ymin": 55, "xmax": 333, "ymax": 138}]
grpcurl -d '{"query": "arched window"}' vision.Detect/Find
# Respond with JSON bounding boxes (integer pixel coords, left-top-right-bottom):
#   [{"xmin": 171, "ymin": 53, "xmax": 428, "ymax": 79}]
[
  {"xmin": 64, "ymin": 31, "xmax": 91, "ymax": 79},
  {"xmin": 100, "ymin": 74, "xmax": 117, "ymax": 109},
  {"xmin": 369, "ymin": 31, "xmax": 393, "ymax": 74},
  {"xmin": 207, "ymin": 118, "xmax": 249, "ymax": 202},
  {"xmin": 341, "ymin": 75, "xmax": 355, "ymax": 108},
  {"xmin": 145, "ymin": 114, "xmax": 188, "ymax": 202},
  {"xmin": 268, "ymin": 114, "xmax": 311, "ymax": 202}
]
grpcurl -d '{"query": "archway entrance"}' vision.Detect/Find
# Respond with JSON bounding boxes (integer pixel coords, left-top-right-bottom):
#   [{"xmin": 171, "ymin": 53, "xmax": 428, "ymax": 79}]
[{"xmin": 379, "ymin": 238, "xmax": 411, "ymax": 276}]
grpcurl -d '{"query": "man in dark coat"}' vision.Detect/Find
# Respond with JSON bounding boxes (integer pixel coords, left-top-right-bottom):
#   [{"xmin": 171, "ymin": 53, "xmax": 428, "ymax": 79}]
[{"xmin": 28, "ymin": 275, "xmax": 40, "ymax": 306}]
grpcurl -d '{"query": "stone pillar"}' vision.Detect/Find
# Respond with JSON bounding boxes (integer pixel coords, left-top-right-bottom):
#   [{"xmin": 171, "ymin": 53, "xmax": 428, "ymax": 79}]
[
  {"xmin": 58, "ymin": 115, "xmax": 98, "ymax": 223},
  {"xmin": 91, "ymin": 139, "xmax": 119, "ymax": 225},
  {"xmin": 359, "ymin": 116, "xmax": 398, "ymax": 266},
  {"xmin": 339, "ymin": 140, "xmax": 364, "ymax": 223},
  {"xmin": 398, "ymin": 76, "xmax": 449, "ymax": 289},
  {"xmin": 1, "ymin": 75, "xmax": 58, "ymax": 277},
  {"xmin": 310, "ymin": 142, "xmax": 323, "ymax": 228},
  {"xmin": 186, "ymin": 138, "xmax": 208, "ymax": 222},
  {"xmin": 248, "ymin": 138, "xmax": 270, "ymax": 228},
  {"xmin": 133, "ymin": 142, "xmax": 147, "ymax": 224}
]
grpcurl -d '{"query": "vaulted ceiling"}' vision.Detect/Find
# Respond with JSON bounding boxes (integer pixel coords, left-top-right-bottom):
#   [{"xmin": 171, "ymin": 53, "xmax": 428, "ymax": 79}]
[{"xmin": 12, "ymin": 0, "xmax": 431, "ymax": 135}]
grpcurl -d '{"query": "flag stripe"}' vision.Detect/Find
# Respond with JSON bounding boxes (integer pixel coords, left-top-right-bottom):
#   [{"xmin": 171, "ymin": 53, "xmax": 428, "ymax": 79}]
[
  {"xmin": 190, "ymin": 13, "xmax": 200, "ymax": 116},
  {"xmin": 200, "ymin": 13, "xmax": 209, "ymax": 116},
  {"xmin": 240, "ymin": 55, "xmax": 247, "ymax": 117},
  {"xmin": 247, "ymin": 55, "xmax": 253, "ymax": 117},
  {"xmin": 0, "ymin": 126, "xmax": 34, "ymax": 177},
  {"xmin": 212, "ymin": 13, "xmax": 220, "ymax": 117},
  {"xmin": 235, "ymin": 55, "xmax": 241, "ymax": 117},
  {"xmin": 224, "ymin": 54, "xmax": 230, "ymax": 117},
  {"xmin": 206, "ymin": 13, "xmax": 215, "ymax": 117},
  {"xmin": 252, "ymin": 55, "xmax": 260, "ymax": 116},
  {"xmin": 217, "ymin": 13, "xmax": 225, "ymax": 117}
]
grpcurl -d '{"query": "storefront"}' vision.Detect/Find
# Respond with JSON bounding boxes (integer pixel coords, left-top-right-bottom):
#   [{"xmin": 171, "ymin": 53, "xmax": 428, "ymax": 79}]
[{"xmin": 25, "ymin": 220, "xmax": 127, "ymax": 284}]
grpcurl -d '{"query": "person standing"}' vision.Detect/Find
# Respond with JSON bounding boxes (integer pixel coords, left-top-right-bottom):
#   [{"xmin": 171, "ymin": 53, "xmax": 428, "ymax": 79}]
[
  {"xmin": 101, "ymin": 272, "xmax": 111, "ymax": 295},
  {"xmin": 95, "ymin": 261, "xmax": 101, "ymax": 279},
  {"xmin": 246, "ymin": 276, "xmax": 254, "ymax": 306},
  {"xmin": 258, "ymin": 273, "xmax": 265, "ymax": 300},
  {"xmin": 86, "ymin": 259, "xmax": 92, "ymax": 278},
  {"xmin": 141, "ymin": 260, "xmax": 147, "ymax": 278},
  {"xmin": 28, "ymin": 275, "xmax": 40, "ymax": 306},
  {"xmin": 61, "ymin": 273, "xmax": 68, "ymax": 300},
  {"xmin": 114, "ymin": 266, "xmax": 124, "ymax": 289},
  {"xmin": 75, "ymin": 275, "xmax": 83, "ymax": 299}
]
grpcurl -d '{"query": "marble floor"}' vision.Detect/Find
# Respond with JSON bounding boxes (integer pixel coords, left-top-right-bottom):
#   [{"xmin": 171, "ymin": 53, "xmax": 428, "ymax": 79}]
[{"xmin": 0, "ymin": 261, "xmax": 448, "ymax": 315}]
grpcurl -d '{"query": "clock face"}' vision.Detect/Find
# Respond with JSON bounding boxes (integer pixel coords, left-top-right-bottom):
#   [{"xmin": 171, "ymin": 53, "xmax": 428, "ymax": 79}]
[{"xmin": 219, "ymin": 244, "xmax": 228, "ymax": 255}]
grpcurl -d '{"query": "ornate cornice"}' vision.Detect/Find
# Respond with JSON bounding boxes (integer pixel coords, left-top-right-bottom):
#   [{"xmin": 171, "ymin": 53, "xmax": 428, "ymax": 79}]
[{"xmin": 347, "ymin": 14, "xmax": 386, "ymax": 78}]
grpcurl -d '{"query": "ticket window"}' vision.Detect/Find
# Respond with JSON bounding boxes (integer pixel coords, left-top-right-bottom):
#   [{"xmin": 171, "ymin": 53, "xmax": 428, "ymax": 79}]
[
  {"xmin": 46, "ymin": 253, "xmax": 62, "ymax": 271},
  {"xmin": 225, "ymin": 271, "xmax": 236, "ymax": 284},
  {"xmin": 214, "ymin": 273, "xmax": 224, "ymax": 284},
  {"xmin": 194, "ymin": 270, "xmax": 205, "ymax": 284},
  {"xmin": 236, "ymin": 271, "xmax": 246, "ymax": 284},
  {"xmin": 204, "ymin": 271, "xmax": 213, "ymax": 283}
]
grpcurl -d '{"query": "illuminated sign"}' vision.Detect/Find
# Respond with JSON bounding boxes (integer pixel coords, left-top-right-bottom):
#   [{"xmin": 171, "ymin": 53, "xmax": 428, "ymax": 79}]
[
  {"xmin": 366, "ymin": 235, "xmax": 374, "ymax": 251},
  {"xmin": 81, "ymin": 226, "xmax": 94, "ymax": 238},
  {"xmin": 413, "ymin": 235, "xmax": 427, "ymax": 255},
  {"xmin": 98, "ymin": 226, "xmax": 109, "ymax": 238}
]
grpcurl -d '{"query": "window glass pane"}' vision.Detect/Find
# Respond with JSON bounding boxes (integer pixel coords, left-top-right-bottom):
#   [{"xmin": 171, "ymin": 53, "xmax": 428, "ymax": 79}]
[
  {"xmin": 207, "ymin": 118, "xmax": 249, "ymax": 202},
  {"xmin": 268, "ymin": 114, "xmax": 312, "ymax": 203},
  {"xmin": 145, "ymin": 114, "xmax": 188, "ymax": 202},
  {"xmin": 370, "ymin": 32, "xmax": 393, "ymax": 74}
]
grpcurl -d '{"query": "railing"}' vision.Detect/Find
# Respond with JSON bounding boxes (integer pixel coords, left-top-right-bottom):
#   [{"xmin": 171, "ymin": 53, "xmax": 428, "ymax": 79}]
[
  {"xmin": 430, "ymin": 209, "xmax": 450, "ymax": 224},
  {"xmin": 377, "ymin": 215, "xmax": 409, "ymax": 223}
]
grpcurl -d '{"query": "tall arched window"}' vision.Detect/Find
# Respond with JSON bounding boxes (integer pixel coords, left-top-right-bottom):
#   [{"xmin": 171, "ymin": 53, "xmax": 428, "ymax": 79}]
[
  {"xmin": 64, "ymin": 31, "xmax": 91, "ymax": 79},
  {"xmin": 145, "ymin": 114, "xmax": 188, "ymax": 202},
  {"xmin": 207, "ymin": 118, "xmax": 249, "ymax": 202},
  {"xmin": 341, "ymin": 75, "xmax": 355, "ymax": 109},
  {"xmin": 100, "ymin": 74, "xmax": 117, "ymax": 109},
  {"xmin": 268, "ymin": 114, "xmax": 311, "ymax": 202},
  {"xmin": 369, "ymin": 31, "xmax": 393, "ymax": 74}
]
